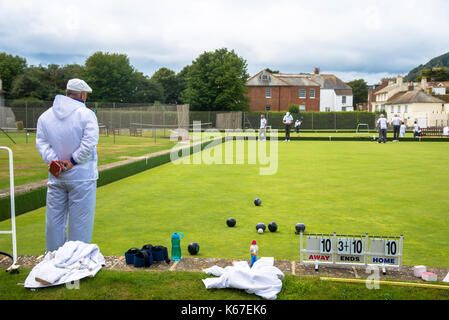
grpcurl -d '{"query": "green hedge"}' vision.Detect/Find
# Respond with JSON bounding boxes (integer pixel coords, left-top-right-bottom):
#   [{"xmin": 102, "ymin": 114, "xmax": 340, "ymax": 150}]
[
  {"xmin": 0, "ymin": 138, "xmax": 223, "ymax": 222},
  {"xmin": 246, "ymin": 111, "xmax": 377, "ymax": 130}
]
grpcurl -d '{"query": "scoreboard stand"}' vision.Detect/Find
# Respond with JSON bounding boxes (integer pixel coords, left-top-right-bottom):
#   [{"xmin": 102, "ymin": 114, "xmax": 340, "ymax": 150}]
[{"xmin": 299, "ymin": 232, "xmax": 403, "ymax": 274}]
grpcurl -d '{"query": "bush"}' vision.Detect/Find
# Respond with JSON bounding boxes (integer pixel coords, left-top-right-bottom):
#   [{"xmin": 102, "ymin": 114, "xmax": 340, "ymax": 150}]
[{"xmin": 288, "ymin": 104, "xmax": 299, "ymax": 114}]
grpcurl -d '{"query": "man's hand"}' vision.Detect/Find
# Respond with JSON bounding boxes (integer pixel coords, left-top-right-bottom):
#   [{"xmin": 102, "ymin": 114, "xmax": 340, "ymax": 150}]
[{"xmin": 60, "ymin": 160, "xmax": 74, "ymax": 172}]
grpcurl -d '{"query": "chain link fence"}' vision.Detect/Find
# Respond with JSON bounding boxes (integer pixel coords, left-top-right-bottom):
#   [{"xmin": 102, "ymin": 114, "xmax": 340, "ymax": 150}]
[{"xmin": 1, "ymin": 99, "xmax": 386, "ymax": 144}]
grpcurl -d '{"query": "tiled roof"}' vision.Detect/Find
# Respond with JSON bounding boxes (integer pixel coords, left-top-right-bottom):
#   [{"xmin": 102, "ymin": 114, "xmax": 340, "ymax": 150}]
[
  {"xmin": 335, "ymin": 89, "xmax": 353, "ymax": 96},
  {"xmin": 309, "ymin": 74, "xmax": 352, "ymax": 90},
  {"xmin": 246, "ymin": 70, "xmax": 351, "ymax": 91},
  {"xmin": 386, "ymin": 90, "xmax": 445, "ymax": 104}
]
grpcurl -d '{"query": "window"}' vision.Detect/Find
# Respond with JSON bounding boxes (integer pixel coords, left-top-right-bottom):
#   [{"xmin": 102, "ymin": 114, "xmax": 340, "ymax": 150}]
[
  {"xmin": 299, "ymin": 89, "xmax": 306, "ymax": 98},
  {"xmin": 310, "ymin": 89, "xmax": 315, "ymax": 99},
  {"xmin": 404, "ymin": 105, "xmax": 408, "ymax": 113},
  {"xmin": 325, "ymin": 107, "xmax": 331, "ymax": 112},
  {"xmin": 375, "ymin": 105, "xmax": 379, "ymax": 112},
  {"xmin": 266, "ymin": 87, "xmax": 271, "ymax": 98},
  {"xmin": 342, "ymin": 96, "xmax": 347, "ymax": 104},
  {"xmin": 397, "ymin": 105, "xmax": 401, "ymax": 113},
  {"xmin": 390, "ymin": 106, "xmax": 394, "ymax": 113},
  {"xmin": 266, "ymin": 106, "xmax": 271, "ymax": 111},
  {"xmin": 299, "ymin": 105, "xmax": 306, "ymax": 111}
]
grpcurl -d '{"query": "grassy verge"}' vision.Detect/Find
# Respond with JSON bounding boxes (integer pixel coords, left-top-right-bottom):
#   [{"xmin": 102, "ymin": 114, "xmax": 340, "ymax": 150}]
[{"xmin": 1, "ymin": 268, "xmax": 448, "ymax": 300}]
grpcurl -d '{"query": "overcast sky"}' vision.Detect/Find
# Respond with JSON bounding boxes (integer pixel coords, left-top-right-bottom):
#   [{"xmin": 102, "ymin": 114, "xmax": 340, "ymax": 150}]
[{"xmin": 1, "ymin": 0, "xmax": 449, "ymax": 84}]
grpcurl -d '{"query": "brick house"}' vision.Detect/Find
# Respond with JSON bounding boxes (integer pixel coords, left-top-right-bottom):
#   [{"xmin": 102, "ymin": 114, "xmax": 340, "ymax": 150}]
[
  {"xmin": 245, "ymin": 70, "xmax": 321, "ymax": 112},
  {"xmin": 246, "ymin": 69, "xmax": 353, "ymax": 112}
]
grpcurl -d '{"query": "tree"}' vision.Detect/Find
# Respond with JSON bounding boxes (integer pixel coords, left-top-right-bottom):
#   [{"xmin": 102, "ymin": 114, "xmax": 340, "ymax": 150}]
[
  {"xmin": 129, "ymin": 71, "xmax": 164, "ymax": 103},
  {"xmin": 151, "ymin": 67, "xmax": 178, "ymax": 104},
  {"xmin": 0, "ymin": 52, "xmax": 27, "ymax": 95},
  {"xmin": 84, "ymin": 52, "xmax": 135, "ymax": 102},
  {"xmin": 182, "ymin": 48, "xmax": 249, "ymax": 111},
  {"xmin": 347, "ymin": 79, "xmax": 368, "ymax": 108},
  {"xmin": 417, "ymin": 67, "xmax": 449, "ymax": 82},
  {"xmin": 264, "ymin": 68, "xmax": 279, "ymax": 74},
  {"xmin": 10, "ymin": 65, "xmax": 55, "ymax": 100},
  {"xmin": 176, "ymin": 65, "xmax": 192, "ymax": 104},
  {"xmin": 9, "ymin": 63, "xmax": 85, "ymax": 100}
]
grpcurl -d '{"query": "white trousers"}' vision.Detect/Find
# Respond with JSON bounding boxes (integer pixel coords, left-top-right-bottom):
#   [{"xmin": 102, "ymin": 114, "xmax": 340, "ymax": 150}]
[{"xmin": 45, "ymin": 180, "xmax": 97, "ymax": 252}]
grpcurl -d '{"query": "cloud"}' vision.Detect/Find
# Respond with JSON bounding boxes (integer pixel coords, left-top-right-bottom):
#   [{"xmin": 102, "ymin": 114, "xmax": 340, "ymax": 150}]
[{"xmin": 0, "ymin": 0, "xmax": 449, "ymax": 84}]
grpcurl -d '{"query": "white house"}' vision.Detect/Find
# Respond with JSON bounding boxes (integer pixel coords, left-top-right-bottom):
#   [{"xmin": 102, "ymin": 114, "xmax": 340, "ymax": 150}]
[
  {"xmin": 309, "ymin": 69, "xmax": 354, "ymax": 112},
  {"xmin": 427, "ymin": 81, "xmax": 449, "ymax": 95},
  {"xmin": 384, "ymin": 90, "xmax": 447, "ymax": 128}
]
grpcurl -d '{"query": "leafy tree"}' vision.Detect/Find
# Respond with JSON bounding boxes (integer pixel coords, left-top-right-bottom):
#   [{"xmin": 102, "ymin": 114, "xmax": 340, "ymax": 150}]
[
  {"xmin": 84, "ymin": 52, "xmax": 135, "ymax": 102},
  {"xmin": 0, "ymin": 52, "xmax": 27, "ymax": 95},
  {"xmin": 176, "ymin": 65, "xmax": 191, "ymax": 104},
  {"xmin": 347, "ymin": 79, "xmax": 368, "ymax": 107},
  {"xmin": 288, "ymin": 104, "xmax": 299, "ymax": 114},
  {"xmin": 9, "ymin": 65, "xmax": 55, "ymax": 100},
  {"xmin": 264, "ymin": 68, "xmax": 279, "ymax": 74},
  {"xmin": 9, "ymin": 63, "xmax": 86, "ymax": 100},
  {"xmin": 182, "ymin": 48, "xmax": 249, "ymax": 111},
  {"xmin": 151, "ymin": 67, "xmax": 178, "ymax": 104},
  {"xmin": 417, "ymin": 67, "xmax": 449, "ymax": 82},
  {"xmin": 129, "ymin": 71, "xmax": 164, "ymax": 103}
]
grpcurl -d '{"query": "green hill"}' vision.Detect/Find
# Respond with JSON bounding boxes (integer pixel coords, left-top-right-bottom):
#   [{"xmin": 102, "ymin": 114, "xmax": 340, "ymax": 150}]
[{"xmin": 405, "ymin": 51, "xmax": 449, "ymax": 81}]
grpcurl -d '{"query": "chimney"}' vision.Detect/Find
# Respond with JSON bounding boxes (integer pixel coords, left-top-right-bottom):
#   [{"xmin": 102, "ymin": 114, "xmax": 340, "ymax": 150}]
[
  {"xmin": 397, "ymin": 75, "xmax": 403, "ymax": 87},
  {"xmin": 421, "ymin": 77, "xmax": 427, "ymax": 89},
  {"xmin": 314, "ymin": 67, "xmax": 320, "ymax": 75},
  {"xmin": 408, "ymin": 85, "xmax": 414, "ymax": 91}
]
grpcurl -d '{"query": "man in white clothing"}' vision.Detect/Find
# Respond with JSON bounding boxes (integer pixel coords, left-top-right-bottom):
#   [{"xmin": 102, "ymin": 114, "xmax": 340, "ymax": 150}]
[
  {"xmin": 376, "ymin": 114, "xmax": 388, "ymax": 143},
  {"xmin": 36, "ymin": 79, "xmax": 99, "ymax": 252},
  {"xmin": 443, "ymin": 125, "xmax": 449, "ymax": 136},
  {"xmin": 294, "ymin": 119, "xmax": 302, "ymax": 133},
  {"xmin": 391, "ymin": 114, "xmax": 401, "ymax": 141},
  {"xmin": 259, "ymin": 114, "xmax": 267, "ymax": 140},
  {"xmin": 282, "ymin": 112, "xmax": 294, "ymax": 141}
]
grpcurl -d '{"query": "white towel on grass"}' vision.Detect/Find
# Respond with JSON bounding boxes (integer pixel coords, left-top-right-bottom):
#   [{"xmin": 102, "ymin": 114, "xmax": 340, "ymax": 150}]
[
  {"xmin": 25, "ymin": 241, "xmax": 105, "ymax": 288},
  {"xmin": 202, "ymin": 257, "xmax": 284, "ymax": 300}
]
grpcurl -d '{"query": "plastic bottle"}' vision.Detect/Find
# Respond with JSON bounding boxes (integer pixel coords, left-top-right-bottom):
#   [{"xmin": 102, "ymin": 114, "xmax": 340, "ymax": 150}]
[
  {"xmin": 250, "ymin": 240, "xmax": 258, "ymax": 267},
  {"xmin": 171, "ymin": 232, "xmax": 184, "ymax": 261}
]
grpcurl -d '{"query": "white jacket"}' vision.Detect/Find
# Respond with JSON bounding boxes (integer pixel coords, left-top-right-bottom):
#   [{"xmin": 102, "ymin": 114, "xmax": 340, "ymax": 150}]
[{"xmin": 36, "ymin": 95, "xmax": 99, "ymax": 182}]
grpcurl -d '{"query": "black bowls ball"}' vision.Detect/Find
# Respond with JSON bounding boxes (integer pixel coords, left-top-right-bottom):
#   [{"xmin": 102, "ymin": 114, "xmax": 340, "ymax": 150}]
[{"xmin": 187, "ymin": 242, "xmax": 200, "ymax": 255}]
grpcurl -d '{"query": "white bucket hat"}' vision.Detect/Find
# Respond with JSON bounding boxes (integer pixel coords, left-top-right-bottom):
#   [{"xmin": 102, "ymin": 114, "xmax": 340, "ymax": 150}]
[{"xmin": 67, "ymin": 79, "xmax": 92, "ymax": 93}]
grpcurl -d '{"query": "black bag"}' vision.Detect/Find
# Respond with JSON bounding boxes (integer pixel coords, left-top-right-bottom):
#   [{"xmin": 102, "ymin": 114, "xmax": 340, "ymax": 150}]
[{"xmin": 151, "ymin": 245, "xmax": 170, "ymax": 264}]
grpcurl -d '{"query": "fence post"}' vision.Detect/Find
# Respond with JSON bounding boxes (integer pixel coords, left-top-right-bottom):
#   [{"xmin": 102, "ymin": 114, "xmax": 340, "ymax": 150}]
[{"xmin": 25, "ymin": 101, "xmax": 28, "ymax": 144}]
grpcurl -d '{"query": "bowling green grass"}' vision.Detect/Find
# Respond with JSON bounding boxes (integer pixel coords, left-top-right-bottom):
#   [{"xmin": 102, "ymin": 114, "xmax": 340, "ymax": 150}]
[{"xmin": 1, "ymin": 140, "xmax": 449, "ymax": 268}]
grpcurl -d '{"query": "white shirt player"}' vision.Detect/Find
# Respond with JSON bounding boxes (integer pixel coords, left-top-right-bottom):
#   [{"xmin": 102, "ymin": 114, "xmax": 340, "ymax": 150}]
[
  {"xmin": 391, "ymin": 116, "xmax": 401, "ymax": 126},
  {"xmin": 283, "ymin": 114, "xmax": 293, "ymax": 124},
  {"xmin": 400, "ymin": 124, "xmax": 406, "ymax": 137},
  {"xmin": 443, "ymin": 126, "xmax": 449, "ymax": 136},
  {"xmin": 377, "ymin": 117, "xmax": 388, "ymax": 130},
  {"xmin": 260, "ymin": 118, "xmax": 267, "ymax": 129}
]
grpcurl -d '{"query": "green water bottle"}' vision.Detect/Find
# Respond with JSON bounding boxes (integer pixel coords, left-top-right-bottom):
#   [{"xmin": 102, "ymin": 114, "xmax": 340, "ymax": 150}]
[{"xmin": 171, "ymin": 232, "xmax": 184, "ymax": 261}]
